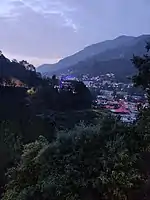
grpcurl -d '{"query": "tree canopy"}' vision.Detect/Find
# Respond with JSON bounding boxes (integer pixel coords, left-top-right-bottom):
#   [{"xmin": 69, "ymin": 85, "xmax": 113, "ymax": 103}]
[{"xmin": 1, "ymin": 43, "xmax": 150, "ymax": 200}]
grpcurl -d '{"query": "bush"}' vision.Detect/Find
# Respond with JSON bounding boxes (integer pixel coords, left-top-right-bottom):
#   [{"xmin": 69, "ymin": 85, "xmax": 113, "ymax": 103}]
[{"xmin": 2, "ymin": 118, "xmax": 147, "ymax": 200}]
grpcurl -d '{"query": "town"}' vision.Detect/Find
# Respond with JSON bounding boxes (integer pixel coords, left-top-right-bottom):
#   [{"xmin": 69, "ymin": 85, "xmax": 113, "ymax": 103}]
[{"xmin": 58, "ymin": 72, "xmax": 148, "ymax": 123}]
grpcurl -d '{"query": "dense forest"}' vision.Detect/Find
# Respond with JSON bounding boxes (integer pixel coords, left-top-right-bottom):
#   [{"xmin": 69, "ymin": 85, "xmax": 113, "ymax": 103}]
[{"xmin": 0, "ymin": 43, "xmax": 150, "ymax": 200}]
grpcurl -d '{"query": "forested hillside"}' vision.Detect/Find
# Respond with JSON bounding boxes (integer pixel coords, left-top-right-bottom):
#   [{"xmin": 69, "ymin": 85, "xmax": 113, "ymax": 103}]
[
  {"xmin": 0, "ymin": 53, "xmax": 44, "ymax": 87},
  {"xmin": 0, "ymin": 43, "xmax": 150, "ymax": 199},
  {"xmin": 0, "ymin": 52, "xmax": 95, "ymax": 197}
]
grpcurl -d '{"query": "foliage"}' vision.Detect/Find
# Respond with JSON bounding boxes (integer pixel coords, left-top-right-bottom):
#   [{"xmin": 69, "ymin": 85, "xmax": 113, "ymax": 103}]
[
  {"xmin": 2, "ymin": 117, "xmax": 147, "ymax": 200},
  {"xmin": 0, "ymin": 121, "xmax": 23, "ymax": 195},
  {"xmin": 132, "ymin": 43, "xmax": 150, "ymax": 98},
  {"xmin": 30, "ymin": 80, "xmax": 92, "ymax": 112},
  {"xmin": 2, "ymin": 41, "xmax": 150, "ymax": 200},
  {"xmin": 131, "ymin": 43, "xmax": 150, "ymax": 148},
  {"xmin": 0, "ymin": 52, "xmax": 93, "ymax": 116},
  {"xmin": 0, "ymin": 121, "xmax": 23, "ymax": 163},
  {"xmin": 0, "ymin": 53, "xmax": 43, "ymax": 87}
]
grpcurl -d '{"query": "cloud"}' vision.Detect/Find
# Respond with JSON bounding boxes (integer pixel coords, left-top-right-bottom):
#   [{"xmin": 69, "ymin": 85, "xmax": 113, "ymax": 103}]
[
  {"xmin": 0, "ymin": 0, "xmax": 80, "ymax": 64},
  {"xmin": 0, "ymin": 0, "xmax": 150, "ymax": 66},
  {"xmin": 0, "ymin": 0, "xmax": 20, "ymax": 19},
  {"xmin": 1, "ymin": 0, "xmax": 78, "ymax": 31}
]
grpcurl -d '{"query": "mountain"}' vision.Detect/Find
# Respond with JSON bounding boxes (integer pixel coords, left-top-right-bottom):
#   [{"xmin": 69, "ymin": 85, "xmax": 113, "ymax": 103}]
[{"xmin": 37, "ymin": 35, "xmax": 150, "ymax": 77}]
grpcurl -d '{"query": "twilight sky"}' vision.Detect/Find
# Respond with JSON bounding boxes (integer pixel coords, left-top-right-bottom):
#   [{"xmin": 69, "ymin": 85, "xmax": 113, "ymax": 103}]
[{"xmin": 0, "ymin": 0, "xmax": 150, "ymax": 66}]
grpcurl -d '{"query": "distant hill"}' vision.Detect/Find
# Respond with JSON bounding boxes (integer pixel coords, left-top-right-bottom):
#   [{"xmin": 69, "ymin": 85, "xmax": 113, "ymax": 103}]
[{"xmin": 37, "ymin": 34, "xmax": 150, "ymax": 80}]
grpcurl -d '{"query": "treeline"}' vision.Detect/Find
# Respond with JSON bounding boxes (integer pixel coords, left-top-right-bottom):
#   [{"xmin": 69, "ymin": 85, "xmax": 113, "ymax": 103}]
[
  {"xmin": 0, "ymin": 54, "xmax": 43, "ymax": 87},
  {"xmin": 0, "ymin": 53, "xmax": 93, "ymax": 113}
]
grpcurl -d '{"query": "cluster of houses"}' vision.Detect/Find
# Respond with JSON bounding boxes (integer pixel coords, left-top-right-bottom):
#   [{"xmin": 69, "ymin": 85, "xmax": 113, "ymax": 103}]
[
  {"xmin": 95, "ymin": 95, "xmax": 148, "ymax": 123},
  {"xmin": 58, "ymin": 73, "xmax": 148, "ymax": 123}
]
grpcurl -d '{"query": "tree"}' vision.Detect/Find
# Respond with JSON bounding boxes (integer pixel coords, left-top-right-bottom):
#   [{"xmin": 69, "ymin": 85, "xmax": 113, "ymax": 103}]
[
  {"xmin": 11, "ymin": 59, "xmax": 18, "ymax": 63},
  {"xmin": 73, "ymin": 81, "xmax": 92, "ymax": 109},
  {"xmin": 131, "ymin": 42, "xmax": 150, "ymax": 148},
  {"xmin": 28, "ymin": 64, "xmax": 36, "ymax": 72},
  {"xmin": 52, "ymin": 75, "xmax": 59, "ymax": 88},
  {"xmin": 2, "ymin": 42, "xmax": 150, "ymax": 200},
  {"xmin": 132, "ymin": 43, "xmax": 150, "ymax": 101},
  {"xmin": 19, "ymin": 60, "xmax": 36, "ymax": 72},
  {"xmin": 2, "ymin": 120, "xmax": 145, "ymax": 200},
  {"xmin": 130, "ymin": 42, "xmax": 150, "ymax": 200},
  {"xmin": 0, "ymin": 121, "xmax": 23, "ymax": 196}
]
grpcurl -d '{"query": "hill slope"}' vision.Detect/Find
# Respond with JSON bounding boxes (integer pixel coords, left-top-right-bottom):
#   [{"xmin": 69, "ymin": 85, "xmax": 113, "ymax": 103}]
[
  {"xmin": 37, "ymin": 35, "xmax": 150, "ymax": 77},
  {"xmin": 0, "ymin": 54, "xmax": 41, "ymax": 86}
]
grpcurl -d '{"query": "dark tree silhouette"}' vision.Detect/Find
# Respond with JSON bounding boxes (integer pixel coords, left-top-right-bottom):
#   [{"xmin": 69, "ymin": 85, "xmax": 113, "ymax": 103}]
[{"xmin": 132, "ymin": 43, "xmax": 150, "ymax": 100}]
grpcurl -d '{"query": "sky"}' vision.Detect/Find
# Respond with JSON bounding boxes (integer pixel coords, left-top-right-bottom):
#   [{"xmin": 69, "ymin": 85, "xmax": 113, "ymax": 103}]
[{"xmin": 0, "ymin": 0, "xmax": 150, "ymax": 66}]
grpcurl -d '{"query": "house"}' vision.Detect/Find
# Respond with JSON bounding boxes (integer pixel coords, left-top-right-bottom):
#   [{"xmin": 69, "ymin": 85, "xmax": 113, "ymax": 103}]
[{"xmin": 110, "ymin": 106, "xmax": 130, "ymax": 114}]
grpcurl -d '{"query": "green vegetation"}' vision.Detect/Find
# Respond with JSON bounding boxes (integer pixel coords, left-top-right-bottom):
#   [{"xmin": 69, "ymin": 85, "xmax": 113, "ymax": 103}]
[
  {"xmin": 0, "ymin": 52, "xmax": 94, "ymax": 197},
  {"xmin": 0, "ymin": 43, "xmax": 150, "ymax": 199},
  {"xmin": 1, "ymin": 119, "xmax": 144, "ymax": 200}
]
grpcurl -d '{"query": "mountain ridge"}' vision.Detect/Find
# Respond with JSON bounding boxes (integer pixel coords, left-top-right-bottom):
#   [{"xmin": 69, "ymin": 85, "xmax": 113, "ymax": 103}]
[{"xmin": 37, "ymin": 34, "xmax": 150, "ymax": 77}]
